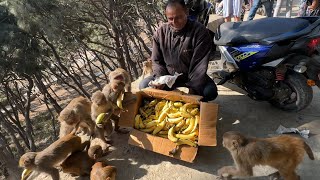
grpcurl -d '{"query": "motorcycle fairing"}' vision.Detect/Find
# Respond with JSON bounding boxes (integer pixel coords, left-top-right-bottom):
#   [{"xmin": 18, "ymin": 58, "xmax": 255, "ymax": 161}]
[{"xmin": 226, "ymin": 44, "xmax": 272, "ymax": 71}]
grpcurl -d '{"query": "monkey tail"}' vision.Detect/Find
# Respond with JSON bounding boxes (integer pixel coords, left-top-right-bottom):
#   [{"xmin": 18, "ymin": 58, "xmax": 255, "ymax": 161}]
[{"xmin": 303, "ymin": 142, "xmax": 315, "ymax": 160}]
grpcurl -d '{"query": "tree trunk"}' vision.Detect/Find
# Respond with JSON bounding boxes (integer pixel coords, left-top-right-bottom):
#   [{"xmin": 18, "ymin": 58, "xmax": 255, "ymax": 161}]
[
  {"xmin": 20, "ymin": 74, "xmax": 37, "ymax": 151},
  {"xmin": 34, "ymin": 73, "xmax": 62, "ymax": 113}
]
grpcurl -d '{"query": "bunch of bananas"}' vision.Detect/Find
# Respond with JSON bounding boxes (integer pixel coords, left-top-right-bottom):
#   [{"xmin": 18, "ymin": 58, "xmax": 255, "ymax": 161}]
[{"xmin": 134, "ymin": 99, "xmax": 200, "ymax": 147}]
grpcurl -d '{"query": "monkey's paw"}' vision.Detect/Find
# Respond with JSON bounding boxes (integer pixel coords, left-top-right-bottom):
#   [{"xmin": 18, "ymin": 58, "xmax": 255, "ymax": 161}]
[{"xmin": 217, "ymin": 166, "xmax": 234, "ymax": 178}]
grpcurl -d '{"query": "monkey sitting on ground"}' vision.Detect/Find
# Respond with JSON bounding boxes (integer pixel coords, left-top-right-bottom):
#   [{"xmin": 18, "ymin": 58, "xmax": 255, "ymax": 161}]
[
  {"xmin": 90, "ymin": 162, "xmax": 117, "ymax": 180},
  {"xmin": 58, "ymin": 96, "xmax": 95, "ymax": 137},
  {"xmin": 108, "ymin": 68, "xmax": 131, "ymax": 92},
  {"xmin": 88, "ymin": 137, "xmax": 111, "ymax": 161},
  {"xmin": 217, "ymin": 131, "xmax": 315, "ymax": 180},
  {"xmin": 61, "ymin": 151, "xmax": 95, "ymax": 176},
  {"xmin": 141, "ymin": 59, "xmax": 153, "ymax": 79},
  {"xmin": 101, "ymin": 80, "xmax": 128, "ymax": 134},
  {"xmin": 19, "ymin": 131, "xmax": 89, "ymax": 180}
]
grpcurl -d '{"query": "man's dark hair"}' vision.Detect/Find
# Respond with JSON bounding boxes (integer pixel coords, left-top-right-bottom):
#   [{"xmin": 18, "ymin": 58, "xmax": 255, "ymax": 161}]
[{"xmin": 165, "ymin": 0, "xmax": 187, "ymax": 9}]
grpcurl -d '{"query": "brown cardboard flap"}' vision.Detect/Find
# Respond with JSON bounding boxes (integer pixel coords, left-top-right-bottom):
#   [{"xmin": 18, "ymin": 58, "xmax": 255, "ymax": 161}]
[
  {"xmin": 198, "ymin": 102, "xmax": 219, "ymax": 146},
  {"xmin": 142, "ymin": 88, "xmax": 202, "ymax": 103},
  {"xmin": 118, "ymin": 92, "xmax": 140, "ymax": 127},
  {"xmin": 128, "ymin": 129, "xmax": 198, "ymax": 163}
]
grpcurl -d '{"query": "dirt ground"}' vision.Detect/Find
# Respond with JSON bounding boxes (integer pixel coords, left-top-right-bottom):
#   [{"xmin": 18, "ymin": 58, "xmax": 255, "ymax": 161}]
[{"xmin": 21, "ymin": 75, "xmax": 320, "ymax": 180}]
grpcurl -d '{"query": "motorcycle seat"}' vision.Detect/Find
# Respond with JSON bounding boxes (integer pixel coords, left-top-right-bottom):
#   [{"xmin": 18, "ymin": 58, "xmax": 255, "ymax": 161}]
[{"xmin": 214, "ymin": 18, "xmax": 310, "ymax": 46}]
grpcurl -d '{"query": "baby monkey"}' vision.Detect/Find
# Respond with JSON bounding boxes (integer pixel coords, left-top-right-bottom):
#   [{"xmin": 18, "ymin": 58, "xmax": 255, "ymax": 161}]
[
  {"xmin": 90, "ymin": 162, "xmax": 117, "ymax": 180},
  {"xmin": 218, "ymin": 131, "xmax": 314, "ymax": 180}
]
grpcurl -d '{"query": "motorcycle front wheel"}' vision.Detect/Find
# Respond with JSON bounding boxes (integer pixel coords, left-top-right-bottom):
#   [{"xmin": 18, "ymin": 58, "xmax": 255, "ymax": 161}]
[{"xmin": 269, "ymin": 71, "xmax": 313, "ymax": 111}]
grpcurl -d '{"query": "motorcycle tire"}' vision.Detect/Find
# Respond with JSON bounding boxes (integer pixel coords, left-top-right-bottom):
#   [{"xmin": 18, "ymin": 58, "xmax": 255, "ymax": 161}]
[{"xmin": 269, "ymin": 71, "xmax": 313, "ymax": 112}]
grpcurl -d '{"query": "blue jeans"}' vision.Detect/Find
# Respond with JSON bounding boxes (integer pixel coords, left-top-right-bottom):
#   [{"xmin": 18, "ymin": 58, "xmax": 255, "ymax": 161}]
[
  {"xmin": 247, "ymin": 0, "xmax": 274, "ymax": 20},
  {"xmin": 139, "ymin": 75, "xmax": 218, "ymax": 101}
]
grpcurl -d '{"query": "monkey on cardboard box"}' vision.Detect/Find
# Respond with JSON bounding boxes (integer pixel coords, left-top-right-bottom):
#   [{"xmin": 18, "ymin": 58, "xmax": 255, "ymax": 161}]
[{"xmin": 218, "ymin": 131, "xmax": 314, "ymax": 180}]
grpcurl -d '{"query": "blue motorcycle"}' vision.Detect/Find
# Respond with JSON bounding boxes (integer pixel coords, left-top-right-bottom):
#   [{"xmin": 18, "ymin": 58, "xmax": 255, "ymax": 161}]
[{"xmin": 213, "ymin": 17, "xmax": 320, "ymax": 111}]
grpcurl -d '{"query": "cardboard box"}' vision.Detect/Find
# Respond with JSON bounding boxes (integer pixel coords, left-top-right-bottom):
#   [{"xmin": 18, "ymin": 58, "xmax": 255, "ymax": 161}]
[{"xmin": 119, "ymin": 88, "xmax": 219, "ymax": 163}]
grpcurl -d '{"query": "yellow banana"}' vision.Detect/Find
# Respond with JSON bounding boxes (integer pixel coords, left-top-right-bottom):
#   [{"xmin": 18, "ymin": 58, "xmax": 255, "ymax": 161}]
[
  {"xmin": 155, "ymin": 101, "xmax": 166, "ymax": 112},
  {"xmin": 175, "ymin": 119, "xmax": 186, "ymax": 131},
  {"xmin": 190, "ymin": 108, "xmax": 199, "ymax": 116},
  {"xmin": 149, "ymin": 115, "xmax": 157, "ymax": 120},
  {"xmin": 167, "ymin": 111, "xmax": 182, "ymax": 118},
  {"xmin": 145, "ymin": 121, "xmax": 158, "ymax": 128},
  {"xmin": 176, "ymin": 132, "xmax": 198, "ymax": 140},
  {"xmin": 139, "ymin": 107, "xmax": 148, "ymax": 118},
  {"xmin": 167, "ymin": 116, "xmax": 184, "ymax": 124},
  {"xmin": 140, "ymin": 126, "xmax": 155, "ymax": 133},
  {"xmin": 176, "ymin": 139, "xmax": 198, "ymax": 147},
  {"xmin": 181, "ymin": 111, "xmax": 192, "ymax": 118},
  {"xmin": 139, "ymin": 117, "xmax": 145, "ymax": 129},
  {"xmin": 143, "ymin": 119, "xmax": 153, "ymax": 124},
  {"xmin": 148, "ymin": 99, "xmax": 158, "ymax": 107},
  {"xmin": 21, "ymin": 168, "xmax": 32, "ymax": 180},
  {"xmin": 152, "ymin": 119, "xmax": 166, "ymax": 135},
  {"xmin": 173, "ymin": 102, "xmax": 183, "ymax": 107},
  {"xmin": 157, "ymin": 107, "xmax": 170, "ymax": 122},
  {"xmin": 95, "ymin": 113, "xmax": 106, "ymax": 125},
  {"xmin": 168, "ymin": 126, "xmax": 178, "ymax": 142},
  {"xmin": 185, "ymin": 118, "xmax": 190, "ymax": 125},
  {"xmin": 145, "ymin": 108, "xmax": 153, "ymax": 116},
  {"xmin": 182, "ymin": 117, "xmax": 195, "ymax": 134},
  {"xmin": 116, "ymin": 91, "xmax": 124, "ymax": 109},
  {"xmin": 191, "ymin": 115, "xmax": 199, "ymax": 133},
  {"xmin": 134, "ymin": 114, "xmax": 141, "ymax": 129}
]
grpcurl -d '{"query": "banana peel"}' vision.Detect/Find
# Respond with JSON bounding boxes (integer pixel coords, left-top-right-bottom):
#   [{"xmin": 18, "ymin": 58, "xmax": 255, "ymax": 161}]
[{"xmin": 21, "ymin": 168, "xmax": 32, "ymax": 180}]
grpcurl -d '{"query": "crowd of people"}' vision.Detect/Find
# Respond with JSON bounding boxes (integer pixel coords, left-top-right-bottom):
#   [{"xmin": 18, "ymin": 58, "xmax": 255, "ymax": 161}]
[{"xmin": 214, "ymin": 0, "xmax": 320, "ymax": 22}]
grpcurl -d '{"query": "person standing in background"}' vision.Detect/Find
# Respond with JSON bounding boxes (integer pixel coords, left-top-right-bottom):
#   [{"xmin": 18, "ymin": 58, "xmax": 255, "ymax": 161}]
[
  {"xmin": 247, "ymin": 0, "xmax": 274, "ymax": 20},
  {"xmin": 223, "ymin": 0, "xmax": 243, "ymax": 22},
  {"xmin": 273, "ymin": 0, "xmax": 293, "ymax": 17}
]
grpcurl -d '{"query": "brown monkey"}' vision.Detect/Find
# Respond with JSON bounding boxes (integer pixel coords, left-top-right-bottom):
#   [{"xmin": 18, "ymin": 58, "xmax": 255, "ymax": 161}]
[
  {"xmin": 91, "ymin": 90, "xmax": 114, "ymax": 122},
  {"xmin": 217, "ymin": 131, "xmax": 314, "ymax": 180},
  {"xmin": 101, "ymin": 80, "xmax": 127, "ymax": 134},
  {"xmin": 90, "ymin": 162, "xmax": 117, "ymax": 180},
  {"xmin": 19, "ymin": 133, "xmax": 89, "ymax": 180},
  {"xmin": 88, "ymin": 137, "xmax": 111, "ymax": 161},
  {"xmin": 61, "ymin": 151, "xmax": 95, "ymax": 176},
  {"xmin": 108, "ymin": 68, "xmax": 131, "ymax": 92},
  {"xmin": 142, "ymin": 59, "xmax": 153, "ymax": 78},
  {"xmin": 58, "ymin": 96, "xmax": 95, "ymax": 137}
]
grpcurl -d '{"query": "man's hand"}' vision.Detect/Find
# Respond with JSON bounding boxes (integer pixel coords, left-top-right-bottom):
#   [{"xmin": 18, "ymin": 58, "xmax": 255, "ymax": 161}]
[{"xmin": 148, "ymin": 81, "xmax": 165, "ymax": 89}]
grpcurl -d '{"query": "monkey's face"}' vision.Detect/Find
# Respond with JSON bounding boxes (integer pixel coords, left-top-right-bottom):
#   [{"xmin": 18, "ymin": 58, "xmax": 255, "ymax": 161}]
[
  {"xmin": 19, "ymin": 152, "xmax": 37, "ymax": 169},
  {"xmin": 89, "ymin": 145, "xmax": 103, "ymax": 160},
  {"xmin": 109, "ymin": 70, "xmax": 125, "ymax": 82},
  {"xmin": 222, "ymin": 137, "xmax": 237, "ymax": 151},
  {"xmin": 110, "ymin": 81, "xmax": 125, "ymax": 92}
]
